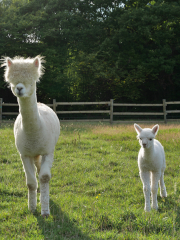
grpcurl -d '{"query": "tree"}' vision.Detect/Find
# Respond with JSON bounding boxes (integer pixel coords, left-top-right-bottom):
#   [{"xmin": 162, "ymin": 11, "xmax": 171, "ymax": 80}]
[
  {"xmin": 0, "ymin": 0, "xmax": 180, "ymax": 104},
  {"xmin": 90, "ymin": 0, "xmax": 180, "ymax": 102}
]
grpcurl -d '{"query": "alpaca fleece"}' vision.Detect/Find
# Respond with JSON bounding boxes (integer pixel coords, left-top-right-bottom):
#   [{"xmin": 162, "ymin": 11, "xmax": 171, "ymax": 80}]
[
  {"xmin": 134, "ymin": 124, "xmax": 167, "ymax": 212},
  {"xmin": 2, "ymin": 56, "xmax": 60, "ymax": 217}
]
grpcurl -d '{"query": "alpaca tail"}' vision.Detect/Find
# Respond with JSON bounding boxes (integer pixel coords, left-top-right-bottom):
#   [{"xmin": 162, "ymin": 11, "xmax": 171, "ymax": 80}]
[{"xmin": 34, "ymin": 155, "xmax": 42, "ymax": 175}]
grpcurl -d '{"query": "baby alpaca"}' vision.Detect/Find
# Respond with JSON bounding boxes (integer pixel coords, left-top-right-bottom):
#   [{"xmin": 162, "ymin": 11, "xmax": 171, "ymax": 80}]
[
  {"xmin": 134, "ymin": 124, "xmax": 167, "ymax": 211},
  {"xmin": 2, "ymin": 56, "xmax": 60, "ymax": 217}
]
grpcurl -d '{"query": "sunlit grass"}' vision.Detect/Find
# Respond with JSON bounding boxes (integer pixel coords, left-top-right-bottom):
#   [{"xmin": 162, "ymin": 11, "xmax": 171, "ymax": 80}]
[{"xmin": 1, "ymin": 122, "xmax": 180, "ymax": 239}]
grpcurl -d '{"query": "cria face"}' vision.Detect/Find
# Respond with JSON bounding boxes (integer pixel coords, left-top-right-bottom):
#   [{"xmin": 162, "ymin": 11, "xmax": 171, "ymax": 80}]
[{"xmin": 134, "ymin": 124, "xmax": 159, "ymax": 149}]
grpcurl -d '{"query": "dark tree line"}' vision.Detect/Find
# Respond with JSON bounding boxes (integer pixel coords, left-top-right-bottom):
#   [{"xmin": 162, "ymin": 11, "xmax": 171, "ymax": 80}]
[{"xmin": 0, "ymin": 0, "xmax": 180, "ymax": 104}]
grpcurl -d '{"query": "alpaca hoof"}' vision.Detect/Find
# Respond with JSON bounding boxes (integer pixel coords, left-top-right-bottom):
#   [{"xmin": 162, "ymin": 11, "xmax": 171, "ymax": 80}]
[
  {"xmin": 152, "ymin": 204, "xmax": 158, "ymax": 210},
  {"xmin": 30, "ymin": 208, "xmax": 36, "ymax": 213},
  {"xmin": 41, "ymin": 209, "xmax": 50, "ymax": 217},
  {"xmin": 152, "ymin": 207, "xmax": 158, "ymax": 211},
  {"xmin": 161, "ymin": 192, "xmax": 167, "ymax": 198},
  {"xmin": 29, "ymin": 205, "xmax": 37, "ymax": 213},
  {"xmin": 42, "ymin": 213, "xmax": 49, "ymax": 218},
  {"xmin": 161, "ymin": 195, "xmax": 167, "ymax": 198}
]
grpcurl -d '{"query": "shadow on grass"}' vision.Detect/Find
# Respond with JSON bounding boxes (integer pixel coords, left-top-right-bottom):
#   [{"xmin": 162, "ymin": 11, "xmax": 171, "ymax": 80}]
[{"xmin": 36, "ymin": 199, "xmax": 92, "ymax": 240}]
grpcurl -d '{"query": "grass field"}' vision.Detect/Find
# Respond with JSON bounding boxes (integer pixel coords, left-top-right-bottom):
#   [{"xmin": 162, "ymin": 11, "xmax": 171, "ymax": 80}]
[{"xmin": 1, "ymin": 122, "xmax": 180, "ymax": 239}]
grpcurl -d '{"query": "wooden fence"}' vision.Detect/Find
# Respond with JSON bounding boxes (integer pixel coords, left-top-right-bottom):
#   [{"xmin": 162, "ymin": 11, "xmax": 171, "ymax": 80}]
[{"xmin": 1, "ymin": 98, "xmax": 180, "ymax": 124}]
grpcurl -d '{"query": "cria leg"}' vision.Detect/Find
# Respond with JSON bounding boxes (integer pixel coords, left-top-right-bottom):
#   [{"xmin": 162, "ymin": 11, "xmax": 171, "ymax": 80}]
[
  {"xmin": 159, "ymin": 172, "xmax": 167, "ymax": 198},
  {"xmin": 140, "ymin": 171, "xmax": 151, "ymax": 212},
  {"xmin": 21, "ymin": 156, "xmax": 37, "ymax": 212},
  {"xmin": 39, "ymin": 153, "xmax": 54, "ymax": 217},
  {"xmin": 151, "ymin": 171, "xmax": 161, "ymax": 210}
]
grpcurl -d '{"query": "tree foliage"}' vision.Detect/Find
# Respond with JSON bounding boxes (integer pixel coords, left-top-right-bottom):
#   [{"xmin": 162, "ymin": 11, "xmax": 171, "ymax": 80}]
[{"xmin": 0, "ymin": 0, "xmax": 180, "ymax": 103}]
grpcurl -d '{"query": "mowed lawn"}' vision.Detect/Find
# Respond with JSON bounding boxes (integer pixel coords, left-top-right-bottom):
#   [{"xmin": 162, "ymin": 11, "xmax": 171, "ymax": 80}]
[{"xmin": 1, "ymin": 122, "xmax": 180, "ymax": 239}]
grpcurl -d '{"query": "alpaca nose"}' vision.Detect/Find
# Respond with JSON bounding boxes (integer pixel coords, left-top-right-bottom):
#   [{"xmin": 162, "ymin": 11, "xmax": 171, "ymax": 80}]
[
  {"xmin": 17, "ymin": 87, "xmax": 23, "ymax": 92},
  {"xmin": 143, "ymin": 143, "xmax": 147, "ymax": 148}
]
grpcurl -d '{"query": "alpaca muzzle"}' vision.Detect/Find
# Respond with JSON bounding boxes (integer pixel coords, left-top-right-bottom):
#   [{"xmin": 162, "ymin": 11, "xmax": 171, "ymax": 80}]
[{"xmin": 17, "ymin": 87, "xmax": 23, "ymax": 95}]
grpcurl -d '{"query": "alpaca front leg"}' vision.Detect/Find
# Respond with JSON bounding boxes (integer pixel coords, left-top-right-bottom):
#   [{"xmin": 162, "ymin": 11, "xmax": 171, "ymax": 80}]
[
  {"xmin": 151, "ymin": 171, "xmax": 161, "ymax": 210},
  {"xmin": 39, "ymin": 154, "xmax": 53, "ymax": 217},
  {"xmin": 40, "ymin": 181, "xmax": 50, "ymax": 217},
  {"xmin": 159, "ymin": 172, "xmax": 167, "ymax": 198},
  {"xmin": 140, "ymin": 171, "xmax": 151, "ymax": 211},
  {"xmin": 21, "ymin": 156, "xmax": 38, "ymax": 212}
]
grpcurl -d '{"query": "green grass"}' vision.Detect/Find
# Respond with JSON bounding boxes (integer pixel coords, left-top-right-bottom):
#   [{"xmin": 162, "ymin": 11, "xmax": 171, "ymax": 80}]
[{"xmin": 1, "ymin": 122, "xmax": 180, "ymax": 239}]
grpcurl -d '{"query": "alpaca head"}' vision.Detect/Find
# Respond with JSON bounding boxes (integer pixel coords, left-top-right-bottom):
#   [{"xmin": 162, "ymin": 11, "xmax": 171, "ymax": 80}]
[
  {"xmin": 134, "ymin": 123, "xmax": 159, "ymax": 149},
  {"xmin": 2, "ymin": 56, "xmax": 44, "ymax": 98}
]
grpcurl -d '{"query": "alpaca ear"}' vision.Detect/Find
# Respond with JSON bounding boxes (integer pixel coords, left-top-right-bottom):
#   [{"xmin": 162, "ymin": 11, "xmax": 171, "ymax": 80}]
[
  {"xmin": 152, "ymin": 124, "xmax": 159, "ymax": 135},
  {"xmin": 33, "ymin": 57, "xmax": 39, "ymax": 68},
  {"xmin": 134, "ymin": 123, "xmax": 142, "ymax": 134},
  {"xmin": 7, "ymin": 57, "xmax": 13, "ymax": 67}
]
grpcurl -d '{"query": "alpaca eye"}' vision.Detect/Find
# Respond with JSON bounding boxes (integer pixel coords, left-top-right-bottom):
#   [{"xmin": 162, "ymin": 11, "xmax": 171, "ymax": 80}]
[
  {"xmin": 140, "ymin": 138, "xmax": 142, "ymax": 140},
  {"xmin": 149, "ymin": 138, "xmax": 152, "ymax": 141}
]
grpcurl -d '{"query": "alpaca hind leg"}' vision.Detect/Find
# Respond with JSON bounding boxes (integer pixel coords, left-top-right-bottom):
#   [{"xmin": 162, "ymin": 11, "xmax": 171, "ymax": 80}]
[
  {"xmin": 159, "ymin": 172, "xmax": 167, "ymax": 198},
  {"xmin": 21, "ymin": 156, "xmax": 38, "ymax": 212},
  {"xmin": 34, "ymin": 155, "xmax": 41, "ymax": 175},
  {"xmin": 151, "ymin": 171, "xmax": 161, "ymax": 210},
  {"xmin": 140, "ymin": 171, "xmax": 151, "ymax": 212},
  {"xmin": 39, "ymin": 153, "xmax": 54, "ymax": 217}
]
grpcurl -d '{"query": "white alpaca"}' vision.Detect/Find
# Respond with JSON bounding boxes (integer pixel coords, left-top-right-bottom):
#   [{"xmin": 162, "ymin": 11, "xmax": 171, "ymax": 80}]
[
  {"xmin": 2, "ymin": 56, "xmax": 60, "ymax": 217},
  {"xmin": 134, "ymin": 124, "xmax": 167, "ymax": 211}
]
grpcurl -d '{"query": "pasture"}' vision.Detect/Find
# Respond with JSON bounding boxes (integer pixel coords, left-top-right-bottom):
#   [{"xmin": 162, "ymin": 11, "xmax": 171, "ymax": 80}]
[{"xmin": 1, "ymin": 122, "xmax": 180, "ymax": 239}]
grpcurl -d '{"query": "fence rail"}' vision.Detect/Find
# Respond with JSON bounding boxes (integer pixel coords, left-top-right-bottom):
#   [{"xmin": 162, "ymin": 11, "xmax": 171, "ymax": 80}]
[{"xmin": 1, "ymin": 98, "xmax": 180, "ymax": 124}]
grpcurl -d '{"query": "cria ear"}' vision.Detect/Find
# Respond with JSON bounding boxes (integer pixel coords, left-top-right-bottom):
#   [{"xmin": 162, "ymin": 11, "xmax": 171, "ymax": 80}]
[
  {"xmin": 7, "ymin": 57, "xmax": 13, "ymax": 67},
  {"xmin": 33, "ymin": 57, "xmax": 39, "ymax": 68},
  {"xmin": 152, "ymin": 124, "xmax": 159, "ymax": 135},
  {"xmin": 134, "ymin": 123, "xmax": 142, "ymax": 134}
]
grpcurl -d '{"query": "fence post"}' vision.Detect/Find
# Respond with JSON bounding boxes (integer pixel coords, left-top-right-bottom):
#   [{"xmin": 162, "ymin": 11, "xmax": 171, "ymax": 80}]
[
  {"xmin": 163, "ymin": 99, "xmax": 167, "ymax": 124},
  {"xmin": 53, "ymin": 99, "xmax": 56, "ymax": 113},
  {"xmin": 110, "ymin": 99, "xmax": 113, "ymax": 124},
  {"xmin": 0, "ymin": 98, "xmax": 2, "ymax": 126}
]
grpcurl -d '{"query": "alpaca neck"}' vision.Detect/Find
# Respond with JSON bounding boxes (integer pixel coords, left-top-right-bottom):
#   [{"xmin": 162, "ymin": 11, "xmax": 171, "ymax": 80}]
[
  {"xmin": 142, "ymin": 145, "xmax": 154, "ymax": 158},
  {"xmin": 18, "ymin": 90, "xmax": 41, "ymax": 133}
]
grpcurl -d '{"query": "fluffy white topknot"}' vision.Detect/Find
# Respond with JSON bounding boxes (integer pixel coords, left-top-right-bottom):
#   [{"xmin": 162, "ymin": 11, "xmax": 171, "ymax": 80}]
[{"xmin": 1, "ymin": 55, "xmax": 45, "ymax": 83}]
